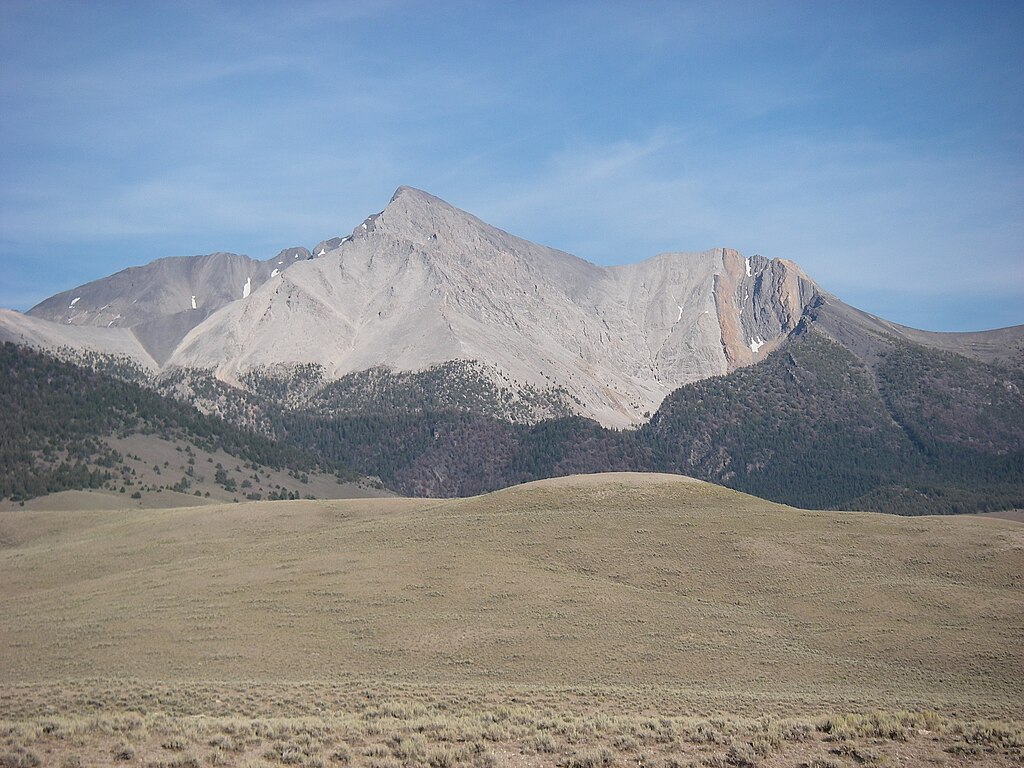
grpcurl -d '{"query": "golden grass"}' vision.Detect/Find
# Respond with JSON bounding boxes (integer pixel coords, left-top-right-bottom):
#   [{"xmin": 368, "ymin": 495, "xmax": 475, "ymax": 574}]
[
  {"xmin": 1, "ymin": 686, "xmax": 1022, "ymax": 767},
  {"xmin": 1, "ymin": 472, "xmax": 1021, "ymax": 765}
]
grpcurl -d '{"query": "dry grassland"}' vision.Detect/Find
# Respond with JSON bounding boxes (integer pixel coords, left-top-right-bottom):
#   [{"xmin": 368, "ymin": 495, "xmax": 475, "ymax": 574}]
[{"xmin": 1, "ymin": 473, "xmax": 1021, "ymax": 767}]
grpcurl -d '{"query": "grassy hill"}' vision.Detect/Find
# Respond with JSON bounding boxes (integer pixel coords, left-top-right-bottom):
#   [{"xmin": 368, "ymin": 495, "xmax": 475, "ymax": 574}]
[
  {"xmin": 3, "ymin": 473, "xmax": 1019, "ymax": 702},
  {"xmin": 1, "ymin": 474, "xmax": 1021, "ymax": 766}
]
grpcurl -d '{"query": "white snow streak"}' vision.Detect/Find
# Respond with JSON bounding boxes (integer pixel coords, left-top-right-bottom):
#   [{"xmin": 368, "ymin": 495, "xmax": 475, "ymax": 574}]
[
  {"xmin": 191, "ymin": 295, "xmax": 197, "ymax": 310},
  {"xmin": 749, "ymin": 336, "xmax": 765, "ymax": 354},
  {"xmin": 242, "ymin": 277, "xmax": 252, "ymax": 299},
  {"xmin": 745, "ymin": 258, "xmax": 751, "ymax": 277},
  {"xmin": 317, "ymin": 248, "xmax": 326, "ymax": 256},
  {"xmin": 676, "ymin": 305, "xmax": 684, "ymax": 322},
  {"xmin": 271, "ymin": 268, "xmax": 280, "ymax": 277},
  {"xmin": 69, "ymin": 297, "xmax": 81, "ymax": 308}
]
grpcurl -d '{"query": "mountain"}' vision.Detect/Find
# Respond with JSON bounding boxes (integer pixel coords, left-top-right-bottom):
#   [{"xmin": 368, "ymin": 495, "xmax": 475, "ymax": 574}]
[
  {"xmin": 2, "ymin": 186, "xmax": 1022, "ymax": 512},
  {"xmin": 7, "ymin": 186, "xmax": 1021, "ymax": 428},
  {"xmin": 22, "ymin": 246, "xmax": 312, "ymax": 366},
  {"xmin": 165, "ymin": 187, "xmax": 831, "ymax": 427},
  {"xmin": 0, "ymin": 342, "xmax": 379, "ymax": 504},
  {"xmin": 3, "ymin": 187, "xmax": 824, "ymax": 426}
]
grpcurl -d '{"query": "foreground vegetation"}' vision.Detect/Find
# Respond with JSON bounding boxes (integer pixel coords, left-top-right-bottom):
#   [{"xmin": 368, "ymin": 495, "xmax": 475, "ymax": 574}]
[{"xmin": 3, "ymin": 682, "xmax": 1023, "ymax": 768}]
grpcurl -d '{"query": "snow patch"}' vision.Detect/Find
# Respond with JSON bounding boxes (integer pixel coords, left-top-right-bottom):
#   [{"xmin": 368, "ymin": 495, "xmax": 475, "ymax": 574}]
[
  {"xmin": 190, "ymin": 295, "xmax": 197, "ymax": 310},
  {"xmin": 676, "ymin": 305, "xmax": 684, "ymax": 322},
  {"xmin": 69, "ymin": 297, "xmax": 81, "ymax": 308},
  {"xmin": 341, "ymin": 236, "xmax": 351, "ymax": 243},
  {"xmin": 271, "ymin": 268, "xmax": 280, "ymax": 277},
  {"xmin": 361, "ymin": 223, "xmax": 367, "ymax": 230},
  {"xmin": 242, "ymin": 277, "xmax": 252, "ymax": 299},
  {"xmin": 749, "ymin": 336, "xmax": 765, "ymax": 354},
  {"xmin": 317, "ymin": 248, "xmax": 326, "ymax": 256},
  {"xmin": 277, "ymin": 261, "xmax": 283, "ymax": 265},
  {"xmin": 745, "ymin": 258, "xmax": 751, "ymax": 277}
]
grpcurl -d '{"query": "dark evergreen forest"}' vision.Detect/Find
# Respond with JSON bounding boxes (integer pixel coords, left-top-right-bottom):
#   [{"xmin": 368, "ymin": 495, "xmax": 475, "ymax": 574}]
[{"xmin": 4, "ymin": 332, "xmax": 1022, "ymax": 515}]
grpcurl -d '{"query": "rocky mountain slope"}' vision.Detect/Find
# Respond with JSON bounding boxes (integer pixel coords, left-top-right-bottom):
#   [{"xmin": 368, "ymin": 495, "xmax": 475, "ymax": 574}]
[
  {"xmin": 166, "ymin": 188, "xmax": 830, "ymax": 426},
  {"xmin": 2, "ymin": 186, "xmax": 1022, "ymax": 512},
  {"xmin": 7, "ymin": 186, "xmax": 1022, "ymax": 428},
  {"xmin": 24, "ymin": 247, "xmax": 311, "ymax": 366},
  {"xmin": 2, "ymin": 187, "xmax": 839, "ymax": 427}
]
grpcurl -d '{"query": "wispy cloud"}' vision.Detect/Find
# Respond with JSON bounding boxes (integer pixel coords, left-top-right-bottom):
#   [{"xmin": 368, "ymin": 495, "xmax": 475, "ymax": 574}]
[{"xmin": 0, "ymin": 1, "xmax": 1020, "ymax": 329}]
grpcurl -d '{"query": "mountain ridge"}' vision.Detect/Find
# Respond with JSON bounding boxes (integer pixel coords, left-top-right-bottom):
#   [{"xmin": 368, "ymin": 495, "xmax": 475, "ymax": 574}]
[{"xmin": 3, "ymin": 186, "xmax": 1023, "ymax": 429}]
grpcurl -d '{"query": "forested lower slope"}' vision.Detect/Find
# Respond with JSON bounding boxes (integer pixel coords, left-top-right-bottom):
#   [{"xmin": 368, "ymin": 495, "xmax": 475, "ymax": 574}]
[
  {"xmin": 5, "ymin": 330, "xmax": 1022, "ymax": 514},
  {"xmin": 0, "ymin": 343, "xmax": 355, "ymax": 501},
  {"xmin": 643, "ymin": 330, "xmax": 1024, "ymax": 513},
  {"xmin": 273, "ymin": 330, "xmax": 1023, "ymax": 514}
]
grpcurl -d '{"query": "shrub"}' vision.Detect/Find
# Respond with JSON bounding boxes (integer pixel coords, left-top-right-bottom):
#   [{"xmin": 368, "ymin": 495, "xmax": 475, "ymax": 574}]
[
  {"xmin": 111, "ymin": 743, "xmax": 135, "ymax": 761},
  {"xmin": 725, "ymin": 741, "xmax": 759, "ymax": 767},
  {"xmin": 529, "ymin": 733, "xmax": 557, "ymax": 753},
  {"xmin": 561, "ymin": 747, "xmax": 614, "ymax": 768}
]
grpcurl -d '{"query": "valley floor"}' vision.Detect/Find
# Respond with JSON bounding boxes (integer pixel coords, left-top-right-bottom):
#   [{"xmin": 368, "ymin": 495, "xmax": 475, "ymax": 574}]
[{"xmin": 1, "ymin": 473, "xmax": 1021, "ymax": 767}]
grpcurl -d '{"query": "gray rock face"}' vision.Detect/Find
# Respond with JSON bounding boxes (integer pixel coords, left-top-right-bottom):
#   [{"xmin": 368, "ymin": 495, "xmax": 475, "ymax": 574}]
[
  {"xmin": 7, "ymin": 186, "xmax": 1022, "ymax": 426},
  {"xmin": 0, "ymin": 308, "xmax": 160, "ymax": 370},
  {"xmin": 25, "ymin": 249, "xmax": 312, "ymax": 365},
  {"xmin": 167, "ymin": 187, "xmax": 825, "ymax": 425}
]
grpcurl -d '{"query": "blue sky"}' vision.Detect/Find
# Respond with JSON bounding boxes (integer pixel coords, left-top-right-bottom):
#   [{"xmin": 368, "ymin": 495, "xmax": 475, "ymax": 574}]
[{"xmin": 1, "ymin": 1, "xmax": 1021, "ymax": 331}]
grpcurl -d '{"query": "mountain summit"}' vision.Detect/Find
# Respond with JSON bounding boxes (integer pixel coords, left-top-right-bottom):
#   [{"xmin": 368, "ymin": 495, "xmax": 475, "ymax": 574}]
[
  {"xmin": 163, "ymin": 187, "xmax": 824, "ymax": 425},
  {"xmin": 3, "ymin": 187, "xmax": 1022, "ymax": 427}
]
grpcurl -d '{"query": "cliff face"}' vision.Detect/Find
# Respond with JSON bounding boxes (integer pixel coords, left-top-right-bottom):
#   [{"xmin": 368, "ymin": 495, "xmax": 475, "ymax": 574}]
[{"xmin": 714, "ymin": 251, "xmax": 820, "ymax": 371}]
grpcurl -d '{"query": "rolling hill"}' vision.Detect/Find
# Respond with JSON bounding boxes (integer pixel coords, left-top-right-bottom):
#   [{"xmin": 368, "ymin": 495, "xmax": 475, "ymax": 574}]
[{"xmin": 1, "ymin": 474, "xmax": 1021, "ymax": 766}]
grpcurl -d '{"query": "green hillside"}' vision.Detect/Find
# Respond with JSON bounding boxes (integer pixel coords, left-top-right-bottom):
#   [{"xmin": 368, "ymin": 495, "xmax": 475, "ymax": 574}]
[
  {"xmin": 0, "ymin": 342, "xmax": 359, "ymax": 502},
  {"xmin": 4, "ymin": 330, "xmax": 1022, "ymax": 514},
  {"xmin": 269, "ymin": 331, "xmax": 1023, "ymax": 513}
]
